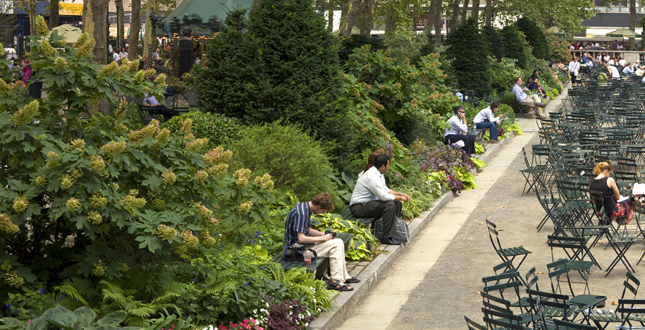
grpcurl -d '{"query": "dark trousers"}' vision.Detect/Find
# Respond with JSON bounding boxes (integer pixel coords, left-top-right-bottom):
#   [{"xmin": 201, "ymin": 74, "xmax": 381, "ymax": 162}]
[
  {"xmin": 350, "ymin": 200, "xmax": 402, "ymax": 240},
  {"xmin": 152, "ymin": 106, "xmax": 178, "ymax": 120},
  {"xmin": 444, "ymin": 134, "xmax": 476, "ymax": 154}
]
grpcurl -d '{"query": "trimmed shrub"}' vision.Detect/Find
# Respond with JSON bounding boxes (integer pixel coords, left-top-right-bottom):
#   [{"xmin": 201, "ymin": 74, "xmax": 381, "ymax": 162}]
[
  {"xmin": 445, "ymin": 18, "xmax": 492, "ymax": 97},
  {"xmin": 162, "ymin": 111, "xmax": 242, "ymax": 149},
  {"xmin": 501, "ymin": 25, "xmax": 530, "ymax": 70},
  {"xmin": 482, "ymin": 26, "xmax": 504, "ymax": 62},
  {"xmin": 516, "ymin": 17, "xmax": 548, "ymax": 60},
  {"xmin": 229, "ymin": 122, "xmax": 338, "ymax": 204},
  {"xmin": 194, "ymin": 0, "xmax": 352, "ymax": 165}
]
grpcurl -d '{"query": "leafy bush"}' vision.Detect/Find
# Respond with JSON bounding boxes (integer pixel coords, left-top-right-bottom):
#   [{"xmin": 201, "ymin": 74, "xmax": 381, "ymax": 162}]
[
  {"xmin": 229, "ymin": 122, "xmax": 337, "ymax": 204},
  {"xmin": 311, "ymin": 214, "xmax": 378, "ymax": 261},
  {"xmin": 393, "ymin": 173, "xmax": 444, "ymax": 220},
  {"xmin": 516, "ymin": 18, "xmax": 548, "ymax": 60},
  {"xmin": 194, "ymin": 0, "xmax": 353, "ymax": 164},
  {"xmin": 482, "ymin": 26, "xmax": 504, "ymax": 62},
  {"xmin": 339, "ymin": 34, "xmax": 385, "ymax": 63},
  {"xmin": 445, "ymin": 18, "xmax": 492, "ymax": 97},
  {"xmin": 162, "ymin": 111, "xmax": 242, "ymax": 150},
  {"xmin": 0, "ymin": 305, "xmax": 140, "ymax": 330},
  {"xmin": 546, "ymin": 34, "xmax": 571, "ymax": 64},
  {"xmin": 501, "ymin": 26, "xmax": 531, "ymax": 70},
  {"xmin": 488, "ymin": 57, "xmax": 524, "ymax": 95}
]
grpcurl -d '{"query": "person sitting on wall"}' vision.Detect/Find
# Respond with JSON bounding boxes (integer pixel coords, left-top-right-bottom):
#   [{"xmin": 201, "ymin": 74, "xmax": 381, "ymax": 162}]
[
  {"xmin": 513, "ymin": 77, "xmax": 547, "ymax": 119},
  {"xmin": 444, "ymin": 106, "xmax": 476, "ymax": 154},
  {"xmin": 283, "ymin": 192, "xmax": 360, "ymax": 291},
  {"xmin": 473, "ymin": 101, "xmax": 504, "ymax": 144}
]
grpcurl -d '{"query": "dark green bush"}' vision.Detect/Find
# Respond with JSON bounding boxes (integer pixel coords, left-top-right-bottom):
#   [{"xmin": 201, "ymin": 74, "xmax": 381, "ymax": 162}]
[
  {"xmin": 339, "ymin": 34, "xmax": 385, "ymax": 63},
  {"xmin": 194, "ymin": 0, "xmax": 352, "ymax": 166},
  {"xmin": 162, "ymin": 111, "xmax": 242, "ymax": 149},
  {"xmin": 445, "ymin": 18, "xmax": 492, "ymax": 97},
  {"xmin": 501, "ymin": 26, "xmax": 530, "ymax": 69},
  {"xmin": 230, "ymin": 122, "xmax": 338, "ymax": 205},
  {"xmin": 482, "ymin": 26, "xmax": 504, "ymax": 62},
  {"xmin": 516, "ymin": 17, "xmax": 548, "ymax": 60}
]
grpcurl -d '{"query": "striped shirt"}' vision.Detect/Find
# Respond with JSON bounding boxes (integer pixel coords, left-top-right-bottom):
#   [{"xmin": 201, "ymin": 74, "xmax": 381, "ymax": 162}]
[
  {"xmin": 350, "ymin": 166, "xmax": 394, "ymax": 206},
  {"xmin": 283, "ymin": 202, "xmax": 311, "ymax": 248}
]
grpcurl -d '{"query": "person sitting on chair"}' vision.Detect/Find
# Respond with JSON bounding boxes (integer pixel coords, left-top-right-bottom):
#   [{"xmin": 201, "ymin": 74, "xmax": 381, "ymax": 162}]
[
  {"xmin": 283, "ymin": 192, "xmax": 359, "ymax": 291},
  {"xmin": 589, "ymin": 162, "xmax": 633, "ymax": 225},
  {"xmin": 143, "ymin": 94, "xmax": 178, "ymax": 121},
  {"xmin": 513, "ymin": 77, "xmax": 546, "ymax": 119},
  {"xmin": 473, "ymin": 101, "xmax": 504, "ymax": 144}
]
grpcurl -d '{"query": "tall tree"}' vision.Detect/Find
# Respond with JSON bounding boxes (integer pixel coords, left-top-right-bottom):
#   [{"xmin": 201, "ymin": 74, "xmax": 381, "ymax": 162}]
[
  {"xmin": 82, "ymin": 0, "xmax": 108, "ymax": 64},
  {"xmin": 143, "ymin": 0, "xmax": 156, "ymax": 64},
  {"xmin": 432, "ymin": 0, "xmax": 442, "ymax": 45},
  {"xmin": 48, "ymin": 0, "xmax": 60, "ymax": 29},
  {"xmin": 460, "ymin": 0, "xmax": 469, "ymax": 25},
  {"xmin": 28, "ymin": 0, "xmax": 36, "ymax": 36},
  {"xmin": 116, "ymin": 0, "xmax": 124, "ymax": 52},
  {"xmin": 128, "ymin": 0, "xmax": 141, "ymax": 61},
  {"xmin": 449, "ymin": 0, "xmax": 460, "ymax": 31},
  {"xmin": 338, "ymin": 0, "xmax": 360, "ymax": 37},
  {"xmin": 445, "ymin": 17, "xmax": 491, "ymax": 96},
  {"xmin": 471, "ymin": 0, "xmax": 480, "ymax": 23},
  {"xmin": 629, "ymin": 0, "xmax": 636, "ymax": 50},
  {"xmin": 356, "ymin": 0, "xmax": 374, "ymax": 36},
  {"xmin": 496, "ymin": 0, "xmax": 596, "ymax": 35},
  {"xmin": 484, "ymin": 0, "xmax": 493, "ymax": 26}
]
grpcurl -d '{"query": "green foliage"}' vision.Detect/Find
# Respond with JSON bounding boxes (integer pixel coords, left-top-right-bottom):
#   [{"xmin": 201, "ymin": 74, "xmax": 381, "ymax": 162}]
[
  {"xmin": 504, "ymin": 122, "xmax": 523, "ymax": 136},
  {"xmin": 471, "ymin": 158, "xmax": 486, "ymax": 169},
  {"xmin": 121, "ymin": 102, "xmax": 145, "ymax": 131},
  {"xmin": 24, "ymin": 306, "xmax": 133, "ymax": 330},
  {"xmin": 229, "ymin": 122, "xmax": 337, "ymax": 204},
  {"xmin": 475, "ymin": 142, "xmax": 486, "ymax": 154},
  {"xmin": 516, "ymin": 18, "xmax": 548, "ymax": 60},
  {"xmin": 546, "ymin": 34, "xmax": 571, "ymax": 63},
  {"xmin": 339, "ymin": 34, "xmax": 385, "ymax": 63},
  {"xmin": 482, "ymin": 26, "xmax": 505, "ymax": 62},
  {"xmin": 501, "ymin": 25, "xmax": 531, "ymax": 70},
  {"xmin": 392, "ymin": 173, "xmax": 444, "ymax": 220},
  {"xmin": 445, "ymin": 18, "xmax": 492, "ymax": 97},
  {"xmin": 454, "ymin": 166, "xmax": 477, "ymax": 190},
  {"xmin": 343, "ymin": 45, "xmax": 457, "ymax": 166},
  {"xmin": 311, "ymin": 214, "xmax": 378, "ymax": 261},
  {"xmin": 194, "ymin": 0, "xmax": 352, "ymax": 164},
  {"xmin": 488, "ymin": 57, "xmax": 524, "ymax": 95},
  {"xmin": 501, "ymin": 91, "xmax": 517, "ymax": 108},
  {"xmin": 162, "ymin": 111, "xmax": 242, "ymax": 150}
]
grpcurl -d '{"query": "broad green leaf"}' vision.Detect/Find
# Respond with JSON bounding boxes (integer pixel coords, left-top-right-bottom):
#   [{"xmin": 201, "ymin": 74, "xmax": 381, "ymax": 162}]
[
  {"xmin": 96, "ymin": 311, "xmax": 126, "ymax": 326},
  {"xmin": 73, "ymin": 307, "xmax": 97, "ymax": 326}
]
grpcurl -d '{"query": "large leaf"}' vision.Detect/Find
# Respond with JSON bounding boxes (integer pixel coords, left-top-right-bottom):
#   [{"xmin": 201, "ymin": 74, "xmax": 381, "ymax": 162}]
[
  {"xmin": 73, "ymin": 307, "xmax": 97, "ymax": 326},
  {"xmin": 96, "ymin": 311, "xmax": 126, "ymax": 326},
  {"xmin": 42, "ymin": 305, "xmax": 76, "ymax": 330}
]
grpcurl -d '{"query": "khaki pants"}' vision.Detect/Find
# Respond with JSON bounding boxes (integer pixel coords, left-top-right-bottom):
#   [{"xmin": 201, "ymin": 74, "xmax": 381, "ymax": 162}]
[
  {"xmin": 523, "ymin": 94, "xmax": 544, "ymax": 116},
  {"xmin": 310, "ymin": 238, "xmax": 351, "ymax": 283}
]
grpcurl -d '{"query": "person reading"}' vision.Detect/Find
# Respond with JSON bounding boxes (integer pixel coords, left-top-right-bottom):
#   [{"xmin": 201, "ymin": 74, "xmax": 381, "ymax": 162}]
[
  {"xmin": 589, "ymin": 162, "xmax": 633, "ymax": 225},
  {"xmin": 473, "ymin": 101, "xmax": 504, "ymax": 144}
]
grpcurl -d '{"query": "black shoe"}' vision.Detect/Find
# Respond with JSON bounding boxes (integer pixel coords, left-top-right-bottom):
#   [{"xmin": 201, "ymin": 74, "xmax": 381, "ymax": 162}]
[{"xmin": 382, "ymin": 237, "xmax": 403, "ymax": 245}]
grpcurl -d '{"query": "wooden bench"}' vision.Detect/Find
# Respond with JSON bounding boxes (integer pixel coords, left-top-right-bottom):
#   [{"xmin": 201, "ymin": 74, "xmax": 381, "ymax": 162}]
[
  {"xmin": 337, "ymin": 206, "xmax": 374, "ymax": 227},
  {"xmin": 272, "ymin": 232, "xmax": 354, "ymax": 279}
]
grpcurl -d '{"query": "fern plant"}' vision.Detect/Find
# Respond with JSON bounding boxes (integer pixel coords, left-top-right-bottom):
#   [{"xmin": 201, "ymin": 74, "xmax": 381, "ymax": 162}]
[{"xmin": 310, "ymin": 213, "xmax": 378, "ymax": 261}]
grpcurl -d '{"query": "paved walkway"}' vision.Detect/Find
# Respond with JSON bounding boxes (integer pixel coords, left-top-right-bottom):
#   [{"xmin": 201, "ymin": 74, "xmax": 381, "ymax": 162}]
[{"xmin": 319, "ymin": 91, "xmax": 645, "ymax": 329}]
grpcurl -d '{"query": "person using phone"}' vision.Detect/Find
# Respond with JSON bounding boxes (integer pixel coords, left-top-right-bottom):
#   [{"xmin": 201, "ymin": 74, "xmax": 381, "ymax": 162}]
[{"xmin": 473, "ymin": 101, "xmax": 504, "ymax": 144}]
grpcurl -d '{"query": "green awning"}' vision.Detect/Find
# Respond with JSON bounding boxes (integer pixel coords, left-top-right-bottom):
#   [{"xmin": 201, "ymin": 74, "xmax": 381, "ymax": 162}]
[{"xmin": 164, "ymin": 0, "xmax": 254, "ymax": 35}]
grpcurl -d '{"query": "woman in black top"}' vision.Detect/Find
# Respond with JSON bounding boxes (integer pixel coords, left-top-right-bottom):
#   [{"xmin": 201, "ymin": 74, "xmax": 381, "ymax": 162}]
[
  {"xmin": 589, "ymin": 162, "xmax": 633, "ymax": 224},
  {"xmin": 526, "ymin": 70, "xmax": 547, "ymax": 98}
]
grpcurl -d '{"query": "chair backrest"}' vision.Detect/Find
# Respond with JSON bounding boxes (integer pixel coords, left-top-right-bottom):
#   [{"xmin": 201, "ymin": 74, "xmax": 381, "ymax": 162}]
[
  {"xmin": 551, "ymin": 318, "xmax": 596, "ymax": 330},
  {"xmin": 463, "ymin": 316, "xmax": 486, "ymax": 330},
  {"xmin": 621, "ymin": 272, "xmax": 640, "ymax": 299},
  {"xmin": 485, "ymin": 219, "xmax": 506, "ymax": 261},
  {"xmin": 481, "ymin": 292, "xmax": 525, "ymax": 330},
  {"xmin": 526, "ymin": 289, "xmax": 571, "ymax": 321},
  {"xmin": 547, "ymin": 260, "xmax": 575, "ymax": 296}
]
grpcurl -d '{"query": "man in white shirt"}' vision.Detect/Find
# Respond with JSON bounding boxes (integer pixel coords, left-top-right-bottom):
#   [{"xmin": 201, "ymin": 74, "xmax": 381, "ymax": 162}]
[
  {"xmin": 473, "ymin": 101, "xmax": 504, "ymax": 144},
  {"xmin": 623, "ymin": 63, "xmax": 634, "ymax": 75},
  {"xmin": 513, "ymin": 77, "xmax": 546, "ymax": 119},
  {"xmin": 606, "ymin": 64, "xmax": 621, "ymax": 80},
  {"xmin": 349, "ymin": 154, "xmax": 410, "ymax": 245},
  {"xmin": 112, "ymin": 51, "xmax": 119, "ymax": 62},
  {"xmin": 444, "ymin": 106, "xmax": 476, "ymax": 154}
]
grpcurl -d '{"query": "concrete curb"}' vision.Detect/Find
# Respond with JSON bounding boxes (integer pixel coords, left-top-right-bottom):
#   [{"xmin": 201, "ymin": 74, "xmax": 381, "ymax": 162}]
[{"xmin": 308, "ymin": 133, "xmax": 516, "ymax": 330}]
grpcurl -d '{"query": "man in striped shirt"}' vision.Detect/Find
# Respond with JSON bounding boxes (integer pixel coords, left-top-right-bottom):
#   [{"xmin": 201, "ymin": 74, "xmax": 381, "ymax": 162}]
[
  {"xmin": 283, "ymin": 193, "xmax": 359, "ymax": 291},
  {"xmin": 349, "ymin": 154, "xmax": 410, "ymax": 245}
]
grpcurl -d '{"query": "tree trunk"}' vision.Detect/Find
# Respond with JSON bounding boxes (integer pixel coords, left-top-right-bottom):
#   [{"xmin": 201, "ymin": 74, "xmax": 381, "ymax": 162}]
[
  {"xmin": 629, "ymin": 0, "xmax": 636, "ymax": 50},
  {"xmin": 28, "ymin": 0, "xmax": 36, "ymax": 36},
  {"xmin": 434, "ymin": 0, "xmax": 442, "ymax": 45},
  {"xmin": 449, "ymin": 0, "xmax": 460, "ymax": 32},
  {"xmin": 484, "ymin": 0, "xmax": 492, "ymax": 26},
  {"xmin": 143, "ymin": 0, "xmax": 155, "ymax": 65},
  {"xmin": 471, "ymin": 0, "xmax": 480, "ymax": 24},
  {"xmin": 460, "ymin": 0, "xmax": 469, "ymax": 24},
  {"xmin": 128, "ymin": 0, "xmax": 141, "ymax": 61},
  {"xmin": 358, "ymin": 0, "xmax": 373, "ymax": 36},
  {"xmin": 91, "ymin": 0, "xmax": 108, "ymax": 65},
  {"xmin": 49, "ymin": 0, "xmax": 60, "ymax": 29},
  {"xmin": 328, "ymin": 7, "xmax": 334, "ymax": 31},
  {"xmin": 338, "ymin": 0, "xmax": 360, "ymax": 38},
  {"xmin": 116, "ymin": 0, "xmax": 124, "ymax": 53},
  {"xmin": 425, "ymin": 5, "xmax": 435, "ymax": 33}
]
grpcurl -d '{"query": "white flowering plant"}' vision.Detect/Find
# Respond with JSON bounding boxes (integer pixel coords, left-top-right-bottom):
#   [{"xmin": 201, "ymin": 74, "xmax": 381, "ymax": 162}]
[{"xmin": 0, "ymin": 16, "xmax": 278, "ymax": 325}]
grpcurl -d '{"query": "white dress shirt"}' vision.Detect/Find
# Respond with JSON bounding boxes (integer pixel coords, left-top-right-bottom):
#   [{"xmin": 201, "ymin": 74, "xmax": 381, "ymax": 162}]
[
  {"xmin": 350, "ymin": 166, "xmax": 394, "ymax": 206},
  {"xmin": 473, "ymin": 106, "xmax": 501, "ymax": 124},
  {"xmin": 513, "ymin": 83, "xmax": 527, "ymax": 102}
]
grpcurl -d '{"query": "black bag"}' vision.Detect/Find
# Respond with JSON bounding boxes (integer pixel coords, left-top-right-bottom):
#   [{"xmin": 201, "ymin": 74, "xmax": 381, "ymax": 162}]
[
  {"xmin": 282, "ymin": 246, "xmax": 318, "ymax": 262},
  {"xmin": 374, "ymin": 216, "xmax": 410, "ymax": 242}
]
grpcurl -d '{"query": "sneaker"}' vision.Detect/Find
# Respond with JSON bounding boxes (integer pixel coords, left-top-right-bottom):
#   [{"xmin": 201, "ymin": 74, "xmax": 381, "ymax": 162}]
[{"xmin": 489, "ymin": 139, "xmax": 500, "ymax": 143}]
